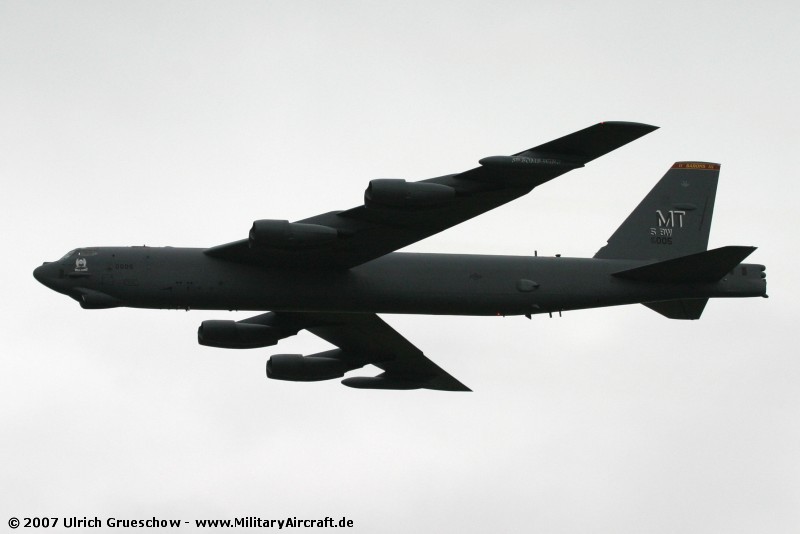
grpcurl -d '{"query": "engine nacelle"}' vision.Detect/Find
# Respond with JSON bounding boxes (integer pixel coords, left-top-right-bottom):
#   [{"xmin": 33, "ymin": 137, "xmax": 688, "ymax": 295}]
[
  {"xmin": 364, "ymin": 179, "xmax": 455, "ymax": 209},
  {"xmin": 249, "ymin": 220, "xmax": 338, "ymax": 249},
  {"xmin": 266, "ymin": 349, "xmax": 350, "ymax": 382},
  {"xmin": 198, "ymin": 320, "xmax": 280, "ymax": 349}
]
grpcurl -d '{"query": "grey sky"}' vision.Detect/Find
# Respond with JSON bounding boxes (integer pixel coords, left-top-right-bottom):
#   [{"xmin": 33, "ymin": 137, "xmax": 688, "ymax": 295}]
[{"xmin": 2, "ymin": 1, "xmax": 798, "ymax": 532}]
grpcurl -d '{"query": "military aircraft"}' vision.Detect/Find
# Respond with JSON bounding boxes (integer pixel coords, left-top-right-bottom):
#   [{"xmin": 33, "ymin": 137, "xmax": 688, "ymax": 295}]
[{"xmin": 33, "ymin": 122, "xmax": 766, "ymax": 391}]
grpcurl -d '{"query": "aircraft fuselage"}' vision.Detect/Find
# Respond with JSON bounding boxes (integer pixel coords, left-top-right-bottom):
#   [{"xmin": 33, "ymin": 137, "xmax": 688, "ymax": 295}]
[
  {"xmin": 30, "ymin": 124, "xmax": 771, "ymax": 391},
  {"xmin": 33, "ymin": 246, "xmax": 766, "ymax": 316}
]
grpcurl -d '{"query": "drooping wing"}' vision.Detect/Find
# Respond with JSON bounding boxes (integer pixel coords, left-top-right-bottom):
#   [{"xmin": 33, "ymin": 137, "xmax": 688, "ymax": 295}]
[
  {"xmin": 241, "ymin": 311, "xmax": 470, "ymax": 391},
  {"xmin": 206, "ymin": 122, "xmax": 657, "ymax": 270}
]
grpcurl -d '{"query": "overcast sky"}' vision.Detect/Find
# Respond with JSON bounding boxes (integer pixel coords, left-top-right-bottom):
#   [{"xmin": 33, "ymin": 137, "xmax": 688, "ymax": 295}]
[{"xmin": 2, "ymin": 1, "xmax": 798, "ymax": 532}]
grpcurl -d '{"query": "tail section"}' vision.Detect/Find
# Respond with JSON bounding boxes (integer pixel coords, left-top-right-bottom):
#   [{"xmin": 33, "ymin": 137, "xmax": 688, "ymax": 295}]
[
  {"xmin": 643, "ymin": 299, "xmax": 708, "ymax": 320},
  {"xmin": 611, "ymin": 246, "xmax": 757, "ymax": 283},
  {"xmin": 613, "ymin": 246, "xmax": 761, "ymax": 320},
  {"xmin": 594, "ymin": 162, "xmax": 720, "ymax": 260},
  {"xmin": 597, "ymin": 164, "xmax": 765, "ymax": 320}
]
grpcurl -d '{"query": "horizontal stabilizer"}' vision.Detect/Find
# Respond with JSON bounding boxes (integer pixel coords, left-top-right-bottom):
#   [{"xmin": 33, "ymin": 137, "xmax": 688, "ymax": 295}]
[
  {"xmin": 643, "ymin": 299, "xmax": 708, "ymax": 320},
  {"xmin": 612, "ymin": 246, "xmax": 757, "ymax": 283}
]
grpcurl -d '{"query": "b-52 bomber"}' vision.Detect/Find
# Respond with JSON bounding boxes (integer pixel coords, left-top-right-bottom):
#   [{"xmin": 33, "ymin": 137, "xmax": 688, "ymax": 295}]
[{"xmin": 34, "ymin": 122, "xmax": 767, "ymax": 391}]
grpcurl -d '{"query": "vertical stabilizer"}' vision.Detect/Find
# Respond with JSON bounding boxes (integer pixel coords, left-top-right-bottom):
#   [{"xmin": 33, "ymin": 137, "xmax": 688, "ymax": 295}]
[{"xmin": 594, "ymin": 162, "xmax": 719, "ymax": 260}]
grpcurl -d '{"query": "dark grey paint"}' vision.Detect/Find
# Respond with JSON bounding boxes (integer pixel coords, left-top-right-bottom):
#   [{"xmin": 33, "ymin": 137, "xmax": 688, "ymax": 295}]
[{"xmin": 33, "ymin": 123, "xmax": 767, "ymax": 391}]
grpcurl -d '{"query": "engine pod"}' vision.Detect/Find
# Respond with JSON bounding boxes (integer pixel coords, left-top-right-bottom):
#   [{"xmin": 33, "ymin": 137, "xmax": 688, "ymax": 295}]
[
  {"xmin": 198, "ymin": 320, "xmax": 281, "ymax": 349},
  {"xmin": 365, "ymin": 179, "xmax": 455, "ymax": 209},
  {"xmin": 249, "ymin": 220, "xmax": 338, "ymax": 249},
  {"xmin": 266, "ymin": 350, "xmax": 351, "ymax": 382}
]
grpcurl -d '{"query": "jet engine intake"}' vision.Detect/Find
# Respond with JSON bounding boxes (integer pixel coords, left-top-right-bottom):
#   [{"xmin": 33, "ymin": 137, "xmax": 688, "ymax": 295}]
[
  {"xmin": 266, "ymin": 349, "xmax": 351, "ymax": 382},
  {"xmin": 198, "ymin": 320, "xmax": 280, "ymax": 349},
  {"xmin": 365, "ymin": 179, "xmax": 455, "ymax": 209},
  {"xmin": 249, "ymin": 220, "xmax": 338, "ymax": 249}
]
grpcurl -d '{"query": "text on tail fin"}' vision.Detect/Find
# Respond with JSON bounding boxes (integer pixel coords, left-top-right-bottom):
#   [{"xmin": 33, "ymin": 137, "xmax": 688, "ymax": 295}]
[{"xmin": 594, "ymin": 162, "xmax": 720, "ymax": 261}]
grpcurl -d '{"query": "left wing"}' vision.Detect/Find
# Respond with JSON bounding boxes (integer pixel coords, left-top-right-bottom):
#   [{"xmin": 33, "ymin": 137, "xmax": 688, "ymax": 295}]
[
  {"xmin": 205, "ymin": 121, "xmax": 657, "ymax": 270},
  {"xmin": 237, "ymin": 311, "xmax": 470, "ymax": 391}
]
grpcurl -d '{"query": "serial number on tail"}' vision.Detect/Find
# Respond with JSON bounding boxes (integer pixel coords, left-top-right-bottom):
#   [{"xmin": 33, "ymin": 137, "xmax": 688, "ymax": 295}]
[{"xmin": 650, "ymin": 236, "xmax": 673, "ymax": 245}]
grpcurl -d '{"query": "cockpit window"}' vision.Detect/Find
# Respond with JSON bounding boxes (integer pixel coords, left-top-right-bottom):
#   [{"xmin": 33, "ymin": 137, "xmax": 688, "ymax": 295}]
[{"xmin": 60, "ymin": 249, "xmax": 98, "ymax": 260}]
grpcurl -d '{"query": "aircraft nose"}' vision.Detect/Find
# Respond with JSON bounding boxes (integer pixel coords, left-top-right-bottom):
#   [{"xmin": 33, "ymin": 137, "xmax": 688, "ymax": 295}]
[
  {"xmin": 33, "ymin": 262, "xmax": 56, "ymax": 289},
  {"xmin": 33, "ymin": 263, "xmax": 48, "ymax": 283}
]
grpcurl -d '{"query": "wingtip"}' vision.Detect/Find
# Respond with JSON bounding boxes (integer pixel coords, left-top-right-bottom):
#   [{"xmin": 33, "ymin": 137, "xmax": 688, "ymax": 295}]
[
  {"xmin": 429, "ymin": 379, "xmax": 472, "ymax": 392},
  {"xmin": 599, "ymin": 121, "xmax": 659, "ymax": 132},
  {"xmin": 341, "ymin": 374, "xmax": 472, "ymax": 392}
]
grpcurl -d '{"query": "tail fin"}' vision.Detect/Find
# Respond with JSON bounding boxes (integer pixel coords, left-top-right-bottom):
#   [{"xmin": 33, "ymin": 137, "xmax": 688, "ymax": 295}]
[{"xmin": 594, "ymin": 162, "xmax": 720, "ymax": 260}]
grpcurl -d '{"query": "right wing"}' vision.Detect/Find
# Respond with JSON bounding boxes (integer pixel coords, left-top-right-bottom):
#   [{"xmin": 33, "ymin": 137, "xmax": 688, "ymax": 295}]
[
  {"xmin": 238, "ymin": 311, "xmax": 470, "ymax": 391},
  {"xmin": 205, "ymin": 122, "xmax": 657, "ymax": 270}
]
